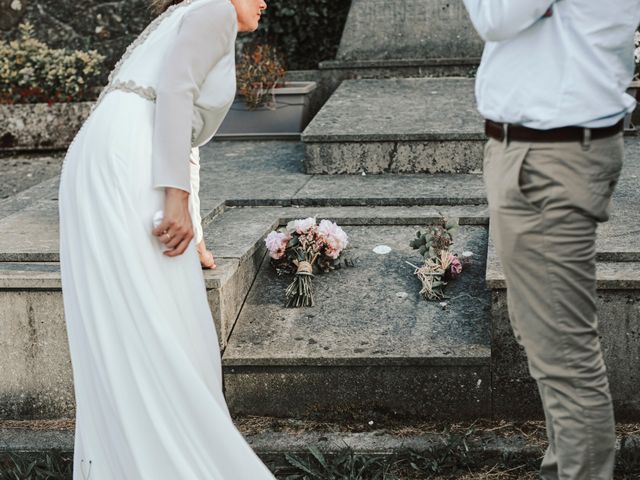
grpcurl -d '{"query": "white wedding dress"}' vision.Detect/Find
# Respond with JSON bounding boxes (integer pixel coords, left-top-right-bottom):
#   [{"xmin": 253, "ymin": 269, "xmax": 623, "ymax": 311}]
[{"xmin": 58, "ymin": 0, "xmax": 275, "ymax": 478}]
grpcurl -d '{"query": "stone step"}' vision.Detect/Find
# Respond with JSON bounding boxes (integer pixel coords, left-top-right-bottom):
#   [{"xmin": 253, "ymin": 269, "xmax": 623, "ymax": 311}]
[
  {"xmin": 3, "ymin": 419, "xmax": 640, "ymax": 477},
  {"xmin": 302, "ymin": 78, "xmax": 485, "ymax": 174}
]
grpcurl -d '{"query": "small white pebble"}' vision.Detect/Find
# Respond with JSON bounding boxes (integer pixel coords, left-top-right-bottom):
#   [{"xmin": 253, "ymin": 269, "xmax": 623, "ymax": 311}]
[
  {"xmin": 477, "ymin": 379, "xmax": 482, "ymax": 387},
  {"xmin": 462, "ymin": 251, "xmax": 474, "ymax": 258},
  {"xmin": 368, "ymin": 420, "xmax": 374, "ymax": 426},
  {"xmin": 361, "ymin": 171, "xmax": 366, "ymax": 176},
  {"xmin": 373, "ymin": 245, "xmax": 392, "ymax": 254},
  {"xmin": 95, "ymin": 25, "xmax": 105, "ymax": 34},
  {"xmin": 10, "ymin": 0, "xmax": 22, "ymax": 11},
  {"xmin": 439, "ymin": 301, "xmax": 448, "ymax": 308}
]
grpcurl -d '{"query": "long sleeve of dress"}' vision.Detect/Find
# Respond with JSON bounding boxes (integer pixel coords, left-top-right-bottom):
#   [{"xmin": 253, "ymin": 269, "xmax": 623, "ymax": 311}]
[
  {"xmin": 152, "ymin": 0, "xmax": 236, "ymax": 193},
  {"xmin": 462, "ymin": 0, "xmax": 555, "ymax": 42},
  {"xmin": 188, "ymin": 147, "xmax": 204, "ymax": 244}
]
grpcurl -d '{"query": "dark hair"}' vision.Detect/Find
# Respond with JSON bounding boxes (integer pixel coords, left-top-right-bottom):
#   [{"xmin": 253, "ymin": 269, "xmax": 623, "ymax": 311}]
[{"xmin": 150, "ymin": 0, "xmax": 182, "ymax": 15}]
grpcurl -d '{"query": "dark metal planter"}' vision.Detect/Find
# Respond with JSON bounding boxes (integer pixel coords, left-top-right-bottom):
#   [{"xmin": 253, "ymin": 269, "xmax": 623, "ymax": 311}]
[{"xmin": 214, "ymin": 81, "xmax": 317, "ymax": 140}]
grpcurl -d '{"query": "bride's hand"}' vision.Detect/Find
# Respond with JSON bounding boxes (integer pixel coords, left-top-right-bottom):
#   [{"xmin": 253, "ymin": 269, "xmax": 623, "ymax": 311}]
[
  {"xmin": 196, "ymin": 239, "xmax": 217, "ymax": 269},
  {"xmin": 152, "ymin": 188, "xmax": 194, "ymax": 256}
]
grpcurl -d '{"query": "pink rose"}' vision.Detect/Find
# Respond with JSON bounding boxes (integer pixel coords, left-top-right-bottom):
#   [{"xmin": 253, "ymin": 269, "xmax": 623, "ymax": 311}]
[{"xmin": 449, "ymin": 254, "xmax": 462, "ymax": 278}]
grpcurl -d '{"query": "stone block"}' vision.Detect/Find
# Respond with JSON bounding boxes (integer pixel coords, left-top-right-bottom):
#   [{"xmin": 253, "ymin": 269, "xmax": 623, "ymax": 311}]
[
  {"xmin": 302, "ymin": 78, "xmax": 485, "ymax": 175},
  {"xmin": 0, "ymin": 289, "xmax": 74, "ymax": 419},
  {"xmin": 205, "ymin": 249, "xmax": 266, "ymax": 350},
  {"xmin": 336, "ymin": 0, "xmax": 483, "ymax": 62},
  {"xmin": 0, "ymin": 103, "xmax": 92, "ymax": 151},
  {"xmin": 225, "ymin": 365, "xmax": 491, "ymax": 421},
  {"xmin": 224, "ymin": 223, "xmax": 492, "ymax": 420},
  {"xmin": 304, "ymin": 140, "xmax": 484, "ymax": 175},
  {"xmin": 491, "ymin": 288, "xmax": 640, "ymax": 421}
]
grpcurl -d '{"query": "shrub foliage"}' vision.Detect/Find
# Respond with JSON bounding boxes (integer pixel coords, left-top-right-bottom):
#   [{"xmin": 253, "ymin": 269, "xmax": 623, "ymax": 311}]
[{"xmin": 249, "ymin": 0, "xmax": 351, "ymax": 70}]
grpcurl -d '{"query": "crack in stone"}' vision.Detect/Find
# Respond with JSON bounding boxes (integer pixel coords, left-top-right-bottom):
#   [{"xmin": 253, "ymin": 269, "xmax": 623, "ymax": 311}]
[{"xmin": 387, "ymin": 142, "xmax": 399, "ymax": 173}]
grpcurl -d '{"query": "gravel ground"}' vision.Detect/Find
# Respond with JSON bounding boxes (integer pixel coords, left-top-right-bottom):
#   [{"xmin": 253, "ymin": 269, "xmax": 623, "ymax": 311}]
[{"xmin": 0, "ymin": 152, "xmax": 64, "ymax": 200}]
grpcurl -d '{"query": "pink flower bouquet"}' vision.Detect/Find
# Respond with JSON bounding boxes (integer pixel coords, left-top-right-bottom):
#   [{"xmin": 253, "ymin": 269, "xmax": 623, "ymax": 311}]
[{"xmin": 264, "ymin": 217, "xmax": 349, "ymax": 308}]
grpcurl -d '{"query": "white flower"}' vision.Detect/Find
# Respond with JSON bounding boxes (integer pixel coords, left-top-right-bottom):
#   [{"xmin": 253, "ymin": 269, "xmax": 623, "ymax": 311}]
[
  {"xmin": 285, "ymin": 216, "xmax": 316, "ymax": 234},
  {"xmin": 264, "ymin": 230, "xmax": 290, "ymax": 259}
]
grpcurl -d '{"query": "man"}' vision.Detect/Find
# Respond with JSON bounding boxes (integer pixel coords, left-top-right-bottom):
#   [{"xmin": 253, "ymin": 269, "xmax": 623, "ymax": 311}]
[{"xmin": 462, "ymin": 1, "xmax": 640, "ymax": 479}]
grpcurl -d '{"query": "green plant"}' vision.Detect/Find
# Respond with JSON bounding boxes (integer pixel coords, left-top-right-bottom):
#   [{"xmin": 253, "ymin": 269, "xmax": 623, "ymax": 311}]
[
  {"xmin": 0, "ymin": 22, "xmax": 105, "ymax": 105},
  {"xmin": 236, "ymin": 43, "xmax": 287, "ymax": 109},
  {"xmin": 251, "ymin": 0, "xmax": 351, "ymax": 70},
  {"xmin": 283, "ymin": 445, "xmax": 395, "ymax": 479},
  {"xmin": 0, "ymin": 451, "xmax": 73, "ymax": 480}
]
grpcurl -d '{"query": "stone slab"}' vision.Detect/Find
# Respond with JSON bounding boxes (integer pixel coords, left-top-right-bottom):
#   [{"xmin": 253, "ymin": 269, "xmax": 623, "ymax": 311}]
[
  {"xmin": 486, "ymin": 138, "xmax": 640, "ymax": 286},
  {"xmin": 594, "ymin": 138, "xmax": 640, "ymax": 261},
  {"xmin": 0, "ymin": 199, "xmax": 59, "ymax": 262},
  {"xmin": 487, "ymin": 244, "xmax": 640, "ymax": 290},
  {"xmin": 302, "ymin": 78, "xmax": 484, "ymax": 174},
  {"xmin": 199, "ymin": 141, "xmax": 310, "ymax": 203},
  {"xmin": 0, "ymin": 176, "xmax": 59, "ymax": 222},
  {"xmin": 0, "ymin": 190, "xmax": 225, "ymax": 263},
  {"xmin": 303, "ymin": 79, "xmax": 482, "ymax": 142},
  {"xmin": 0, "ymin": 154, "xmax": 63, "ymax": 201},
  {"xmin": 223, "ymin": 224, "xmax": 491, "ymax": 419},
  {"xmin": 336, "ymin": 0, "xmax": 483, "ymax": 62},
  {"xmin": 0, "ymin": 263, "xmax": 61, "ymax": 289},
  {"xmin": 293, "ymin": 174, "xmax": 486, "ymax": 206}
]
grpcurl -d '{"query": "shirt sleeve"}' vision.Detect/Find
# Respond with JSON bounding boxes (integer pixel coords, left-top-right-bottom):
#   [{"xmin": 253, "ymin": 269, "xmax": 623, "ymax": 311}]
[
  {"xmin": 152, "ymin": 0, "xmax": 236, "ymax": 193},
  {"xmin": 462, "ymin": 0, "xmax": 555, "ymax": 42},
  {"xmin": 187, "ymin": 147, "xmax": 204, "ymax": 244}
]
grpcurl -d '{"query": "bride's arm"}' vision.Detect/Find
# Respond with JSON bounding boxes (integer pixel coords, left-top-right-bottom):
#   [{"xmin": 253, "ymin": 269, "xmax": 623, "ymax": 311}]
[
  {"xmin": 188, "ymin": 147, "xmax": 216, "ymax": 268},
  {"xmin": 152, "ymin": 1, "xmax": 236, "ymax": 193},
  {"xmin": 150, "ymin": 1, "xmax": 236, "ymax": 256}
]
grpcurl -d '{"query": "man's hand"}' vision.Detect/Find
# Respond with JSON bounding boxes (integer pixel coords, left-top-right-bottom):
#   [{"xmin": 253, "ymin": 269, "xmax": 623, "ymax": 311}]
[{"xmin": 152, "ymin": 187, "xmax": 194, "ymax": 257}]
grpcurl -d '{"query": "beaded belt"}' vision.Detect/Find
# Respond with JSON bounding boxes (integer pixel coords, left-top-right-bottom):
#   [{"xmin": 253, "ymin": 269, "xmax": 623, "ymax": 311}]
[{"xmin": 102, "ymin": 79, "xmax": 157, "ymax": 102}]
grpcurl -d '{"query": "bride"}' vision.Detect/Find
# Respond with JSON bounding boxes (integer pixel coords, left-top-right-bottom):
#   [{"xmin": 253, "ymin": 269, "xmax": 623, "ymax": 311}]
[{"xmin": 58, "ymin": 0, "xmax": 275, "ymax": 478}]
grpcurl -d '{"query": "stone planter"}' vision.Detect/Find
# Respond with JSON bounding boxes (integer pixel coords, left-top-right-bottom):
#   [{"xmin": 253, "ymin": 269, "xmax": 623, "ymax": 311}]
[
  {"xmin": 624, "ymin": 80, "xmax": 640, "ymax": 132},
  {"xmin": 215, "ymin": 81, "xmax": 317, "ymax": 139},
  {"xmin": 0, "ymin": 101, "xmax": 93, "ymax": 151}
]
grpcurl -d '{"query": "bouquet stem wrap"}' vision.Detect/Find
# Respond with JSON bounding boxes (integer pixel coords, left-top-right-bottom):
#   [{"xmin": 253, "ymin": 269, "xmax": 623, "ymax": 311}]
[{"xmin": 285, "ymin": 254, "xmax": 317, "ymax": 308}]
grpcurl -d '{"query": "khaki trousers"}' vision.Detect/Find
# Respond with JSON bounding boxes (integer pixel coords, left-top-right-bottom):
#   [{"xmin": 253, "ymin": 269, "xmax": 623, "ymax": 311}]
[{"xmin": 483, "ymin": 132, "xmax": 624, "ymax": 480}]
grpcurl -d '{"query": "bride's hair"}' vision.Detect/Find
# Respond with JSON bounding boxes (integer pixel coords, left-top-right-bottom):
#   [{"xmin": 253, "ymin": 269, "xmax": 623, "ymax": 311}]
[{"xmin": 150, "ymin": 0, "xmax": 182, "ymax": 14}]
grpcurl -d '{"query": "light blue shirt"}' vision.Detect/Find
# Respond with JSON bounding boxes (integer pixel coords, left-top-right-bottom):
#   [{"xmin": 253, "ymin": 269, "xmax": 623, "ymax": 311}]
[{"xmin": 463, "ymin": 0, "xmax": 640, "ymax": 129}]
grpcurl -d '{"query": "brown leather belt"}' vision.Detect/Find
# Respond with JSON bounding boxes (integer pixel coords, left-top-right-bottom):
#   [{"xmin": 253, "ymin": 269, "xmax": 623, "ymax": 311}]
[{"xmin": 485, "ymin": 119, "xmax": 624, "ymax": 143}]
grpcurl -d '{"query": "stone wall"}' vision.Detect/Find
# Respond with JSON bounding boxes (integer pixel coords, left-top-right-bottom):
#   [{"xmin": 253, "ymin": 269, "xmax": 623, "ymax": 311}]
[{"xmin": 0, "ymin": 0, "xmax": 155, "ymax": 81}]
